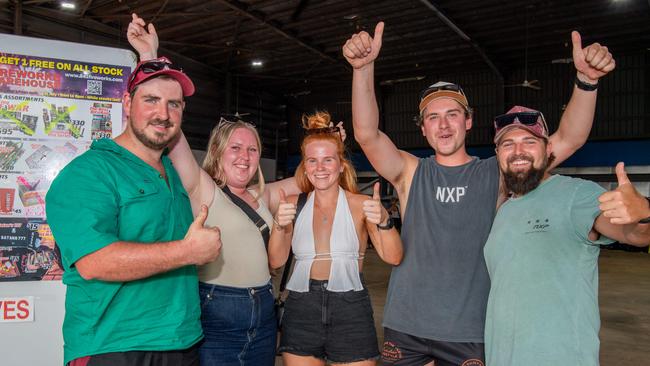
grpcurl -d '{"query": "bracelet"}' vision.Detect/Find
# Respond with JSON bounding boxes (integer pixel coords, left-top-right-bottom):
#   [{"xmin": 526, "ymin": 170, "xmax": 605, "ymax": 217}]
[
  {"xmin": 377, "ymin": 216, "xmax": 394, "ymax": 230},
  {"xmin": 273, "ymin": 218, "xmax": 286, "ymax": 231},
  {"xmin": 575, "ymin": 76, "xmax": 598, "ymax": 91},
  {"xmin": 639, "ymin": 197, "xmax": 650, "ymax": 224}
]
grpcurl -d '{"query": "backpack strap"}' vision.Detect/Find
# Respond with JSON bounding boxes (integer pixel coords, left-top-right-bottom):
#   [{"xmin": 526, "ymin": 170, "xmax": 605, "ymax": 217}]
[
  {"xmin": 278, "ymin": 192, "xmax": 308, "ymax": 292},
  {"xmin": 221, "ymin": 185, "xmax": 270, "ymax": 249}
]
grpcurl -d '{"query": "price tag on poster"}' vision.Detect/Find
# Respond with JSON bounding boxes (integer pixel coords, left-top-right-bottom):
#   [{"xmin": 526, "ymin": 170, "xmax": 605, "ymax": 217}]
[{"xmin": 0, "ymin": 37, "xmax": 134, "ymax": 282}]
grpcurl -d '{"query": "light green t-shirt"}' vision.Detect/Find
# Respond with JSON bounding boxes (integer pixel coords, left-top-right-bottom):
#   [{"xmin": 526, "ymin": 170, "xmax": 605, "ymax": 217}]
[
  {"xmin": 484, "ymin": 175, "xmax": 613, "ymax": 366},
  {"xmin": 46, "ymin": 139, "xmax": 202, "ymax": 365}
]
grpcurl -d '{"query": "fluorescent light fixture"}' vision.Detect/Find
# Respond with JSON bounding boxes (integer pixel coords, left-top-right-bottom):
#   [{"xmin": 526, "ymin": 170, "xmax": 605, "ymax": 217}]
[
  {"xmin": 61, "ymin": 2, "xmax": 76, "ymax": 9},
  {"xmin": 251, "ymin": 60, "xmax": 263, "ymax": 67}
]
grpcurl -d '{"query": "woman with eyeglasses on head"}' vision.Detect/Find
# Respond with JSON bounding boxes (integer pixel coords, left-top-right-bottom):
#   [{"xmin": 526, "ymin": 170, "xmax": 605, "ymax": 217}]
[
  {"xmin": 268, "ymin": 111, "xmax": 403, "ymax": 366},
  {"xmin": 126, "ymin": 14, "xmax": 340, "ymax": 366}
]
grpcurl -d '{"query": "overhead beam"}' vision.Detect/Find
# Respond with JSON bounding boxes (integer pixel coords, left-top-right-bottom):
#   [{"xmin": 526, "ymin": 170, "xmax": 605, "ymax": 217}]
[
  {"xmin": 418, "ymin": 0, "xmax": 503, "ymax": 82},
  {"xmin": 290, "ymin": 0, "xmax": 310, "ymax": 22},
  {"xmin": 150, "ymin": 0, "xmax": 169, "ymax": 24},
  {"xmin": 79, "ymin": 0, "xmax": 93, "ymax": 17},
  {"xmin": 14, "ymin": 0, "xmax": 22, "ymax": 35},
  {"xmin": 418, "ymin": 0, "xmax": 503, "ymax": 110},
  {"xmin": 212, "ymin": 0, "xmax": 348, "ymax": 71},
  {"xmin": 83, "ymin": 12, "xmax": 229, "ymax": 20},
  {"xmin": 17, "ymin": 6, "xmax": 224, "ymax": 77}
]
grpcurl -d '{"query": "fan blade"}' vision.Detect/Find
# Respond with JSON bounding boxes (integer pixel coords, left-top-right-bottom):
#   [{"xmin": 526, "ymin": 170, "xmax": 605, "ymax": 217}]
[{"xmin": 525, "ymin": 84, "xmax": 541, "ymax": 91}]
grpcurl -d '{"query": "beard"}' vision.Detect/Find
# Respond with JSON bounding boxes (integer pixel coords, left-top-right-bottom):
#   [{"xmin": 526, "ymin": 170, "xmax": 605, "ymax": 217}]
[
  {"xmin": 131, "ymin": 118, "xmax": 177, "ymax": 150},
  {"xmin": 502, "ymin": 152, "xmax": 554, "ymax": 196}
]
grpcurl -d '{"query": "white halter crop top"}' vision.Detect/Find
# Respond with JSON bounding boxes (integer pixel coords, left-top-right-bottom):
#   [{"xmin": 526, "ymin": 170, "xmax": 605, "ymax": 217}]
[{"xmin": 285, "ymin": 187, "xmax": 364, "ymax": 292}]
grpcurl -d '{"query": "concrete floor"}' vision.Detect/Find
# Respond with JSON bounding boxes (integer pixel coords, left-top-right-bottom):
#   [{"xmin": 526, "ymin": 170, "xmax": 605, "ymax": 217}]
[{"xmin": 276, "ymin": 248, "xmax": 650, "ymax": 365}]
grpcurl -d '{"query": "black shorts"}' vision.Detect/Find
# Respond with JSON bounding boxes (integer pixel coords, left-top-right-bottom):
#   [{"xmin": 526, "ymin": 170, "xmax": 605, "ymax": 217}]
[
  {"xmin": 67, "ymin": 343, "xmax": 200, "ymax": 366},
  {"xmin": 381, "ymin": 328, "xmax": 484, "ymax": 366},
  {"xmin": 278, "ymin": 279, "xmax": 380, "ymax": 363}
]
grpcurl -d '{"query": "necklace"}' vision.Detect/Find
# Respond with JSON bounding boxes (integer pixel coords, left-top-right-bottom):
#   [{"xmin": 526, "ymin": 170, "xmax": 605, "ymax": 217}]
[{"xmin": 314, "ymin": 202, "xmax": 330, "ymax": 223}]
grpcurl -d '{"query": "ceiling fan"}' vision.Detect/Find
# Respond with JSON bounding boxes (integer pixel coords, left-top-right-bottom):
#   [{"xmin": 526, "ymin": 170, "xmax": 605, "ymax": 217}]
[
  {"xmin": 221, "ymin": 76, "xmax": 252, "ymax": 121},
  {"xmin": 220, "ymin": 111, "xmax": 251, "ymax": 120},
  {"xmin": 505, "ymin": 7, "xmax": 541, "ymax": 91}
]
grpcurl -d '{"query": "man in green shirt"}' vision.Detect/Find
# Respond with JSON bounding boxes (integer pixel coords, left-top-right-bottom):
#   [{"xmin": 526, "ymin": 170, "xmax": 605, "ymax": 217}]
[
  {"xmin": 46, "ymin": 57, "xmax": 222, "ymax": 366},
  {"xmin": 484, "ymin": 106, "xmax": 650, "ymax": 365}
]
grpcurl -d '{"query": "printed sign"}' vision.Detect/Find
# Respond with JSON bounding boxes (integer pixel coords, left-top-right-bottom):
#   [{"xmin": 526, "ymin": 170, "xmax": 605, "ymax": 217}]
[
  {"xmin": 0, "ymin": 296, "xmax": 34, "ymax": 322},
  {"xmin": 0, "ymin": 52, "xmax": 127, "ymax": 281}
]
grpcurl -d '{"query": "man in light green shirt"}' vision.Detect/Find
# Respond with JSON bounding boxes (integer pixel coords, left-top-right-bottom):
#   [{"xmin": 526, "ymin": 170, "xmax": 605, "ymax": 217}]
[
  {"xmin": 46, "ymin": 57, "xmax": 222, "ymax": 366},
  {"xmin": 484, "ymin": 106, "xmax": 650, "ymax": 366}
]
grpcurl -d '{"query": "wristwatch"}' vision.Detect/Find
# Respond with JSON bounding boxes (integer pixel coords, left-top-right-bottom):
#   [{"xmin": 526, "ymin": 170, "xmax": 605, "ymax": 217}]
[
  {"xmin": 639, "ymin": 197, "xmax": 650, "ymax": 224},
  {"xmin": 377, "ymin": 217, "xmax": 394, "ymax": 230}
]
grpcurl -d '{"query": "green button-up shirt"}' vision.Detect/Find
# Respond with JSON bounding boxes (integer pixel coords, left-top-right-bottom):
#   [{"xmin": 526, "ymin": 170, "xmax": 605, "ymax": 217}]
[{"xmin": 46, "ymin": 138, "xmax": 201, "ymax": 365}]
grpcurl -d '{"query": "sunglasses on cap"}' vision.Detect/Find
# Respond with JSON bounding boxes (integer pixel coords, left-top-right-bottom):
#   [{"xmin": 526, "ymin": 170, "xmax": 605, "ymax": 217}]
[
  {"xmin": 418, "ymin": 83, "xmax": 466, "ymax": 102},
  {"xmin": 127, "ymin": 57, "xmax": 181, "ymax": 91},
  {"xmin": 494, "ymin": 111, "xmax": 548, "ymax": 133}
]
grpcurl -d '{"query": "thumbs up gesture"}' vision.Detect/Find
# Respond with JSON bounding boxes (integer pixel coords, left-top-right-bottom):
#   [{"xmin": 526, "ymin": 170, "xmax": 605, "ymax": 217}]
[
  {"xmin": 342, "ymin": 22, "xmax": 385, "ymax": 69},
  {"xmin": 274, "ymin": 189, "xmax": 297, "ymax": 230},
  {"xmin": 571, "ymin": 31, "xmax": 615, "ymax": 83},
  {"xmin": 363, "ymin": 182, "xmax": 388, "ymax": 225},
  {"xmin": 598, "ymin": 162, "xmax": 649, "ymax": 225},
  {"xmin": 184, "ymin": 205, "xmax": 222, "ymax": 265}
]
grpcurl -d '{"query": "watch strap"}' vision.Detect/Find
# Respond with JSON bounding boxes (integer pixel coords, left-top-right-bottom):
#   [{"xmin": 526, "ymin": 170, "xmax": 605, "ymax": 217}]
[
  {"xmin": 639, "ymin": 197, "xmax": 650, "ymax": 224},
  {"xmin": 377, "ymin": 216, "xmax": 394, "ymax": 230},
  {"xmin": 575, "ymin": 76, "xmax": 598, "ymax": 91}
]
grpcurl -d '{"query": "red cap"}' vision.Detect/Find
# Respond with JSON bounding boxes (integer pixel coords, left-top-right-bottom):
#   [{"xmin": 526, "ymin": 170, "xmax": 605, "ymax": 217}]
[{"xmin": 127, "ymin": 57, "xmax": 195, "ymax": 97}]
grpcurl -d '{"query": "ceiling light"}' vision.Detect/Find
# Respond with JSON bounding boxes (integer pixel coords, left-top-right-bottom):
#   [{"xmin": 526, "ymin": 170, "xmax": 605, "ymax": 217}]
[
  {"xmin": 251, "ymin": 60, "xmax": 263, "ymax": 67},
  {"xmin": 61, "ymin": 2, "xmax": 76, "ymax": 10}
]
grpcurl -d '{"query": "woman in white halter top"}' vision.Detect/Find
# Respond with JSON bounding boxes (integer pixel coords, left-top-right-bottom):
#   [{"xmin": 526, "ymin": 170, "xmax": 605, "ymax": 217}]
[{"xmin": 268, "ymin": 111, "xmax": 403, "ymax": 366}]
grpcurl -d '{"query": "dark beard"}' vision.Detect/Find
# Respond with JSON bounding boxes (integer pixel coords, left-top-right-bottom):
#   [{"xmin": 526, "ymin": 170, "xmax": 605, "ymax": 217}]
[
  {"xmin": 132, "ymin": 119, "xmax": 176, "ymax": 150},
  {"xmin": 502, "ymin": 153, "xmax": 548, "ymax": 196}
]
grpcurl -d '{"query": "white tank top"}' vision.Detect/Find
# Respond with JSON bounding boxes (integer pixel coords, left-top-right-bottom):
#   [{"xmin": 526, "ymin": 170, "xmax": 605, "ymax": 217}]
[{"xmin": 286, "ymin": 187, "xmax": 363, "ymax": 292}]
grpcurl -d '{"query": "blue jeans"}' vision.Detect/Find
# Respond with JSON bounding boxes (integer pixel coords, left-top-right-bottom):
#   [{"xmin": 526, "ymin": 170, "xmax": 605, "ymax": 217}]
[{"xmin": 198, "ymin": 281, "xmax": 277, "ymax": 366}]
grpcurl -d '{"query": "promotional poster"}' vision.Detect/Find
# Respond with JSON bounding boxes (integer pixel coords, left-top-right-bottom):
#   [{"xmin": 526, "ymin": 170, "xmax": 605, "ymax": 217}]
[{"xmin": 0, "ymin": 51, "xmax": 129, "ymax": 281}]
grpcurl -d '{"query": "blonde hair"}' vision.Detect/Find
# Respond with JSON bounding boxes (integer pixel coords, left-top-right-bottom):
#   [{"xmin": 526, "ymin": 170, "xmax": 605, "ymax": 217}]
[
  {"xmin": 295, "ymin": 111, "xmax": 358, "ymax": 193},
  {"xmin": 202, "ymin": 119, "xmax": 265, "ymax": 198}
]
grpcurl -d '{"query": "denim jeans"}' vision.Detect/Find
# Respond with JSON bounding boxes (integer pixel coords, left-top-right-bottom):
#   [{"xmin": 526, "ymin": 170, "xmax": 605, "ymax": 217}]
[{"xmin": 198, "ymin": 281, "xmax": 277, "ymax": 366}]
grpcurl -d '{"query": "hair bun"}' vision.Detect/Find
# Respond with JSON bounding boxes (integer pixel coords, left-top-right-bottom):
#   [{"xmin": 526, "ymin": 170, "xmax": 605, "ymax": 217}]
[{"xmin": 302, "ymin": 111, "xmax": 331, "ymax": 130}]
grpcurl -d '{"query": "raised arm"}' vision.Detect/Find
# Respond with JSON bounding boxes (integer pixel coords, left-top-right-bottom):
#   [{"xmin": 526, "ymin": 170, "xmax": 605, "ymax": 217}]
[
  {"xmin": 344, "ymin": 22, "xmax": 417, "ymax": 187},
  {"xmin": 127, "ymin": 13, "xmax": 158, "ymax": 61},
  {"xmin": 594, "ymin": 163, "xmax": 650, "ymax": 246},
  {"xmin": 363, "ymin": 183, "xmax": 403, "ymax": 265},
  {"xmin": 167, "ymin": 132, "xmax": 216, "ymax": 214},
  {"xmin": 128, "ymin": 13, "xmax": 214, "ymax": 214},
  {"xmin": 548, "ymin": 31, "xmax": 616, "ymax": 170},
  {"xmin": 76, "ymin": 206, "xmax": 222, "ymax": 281}
]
